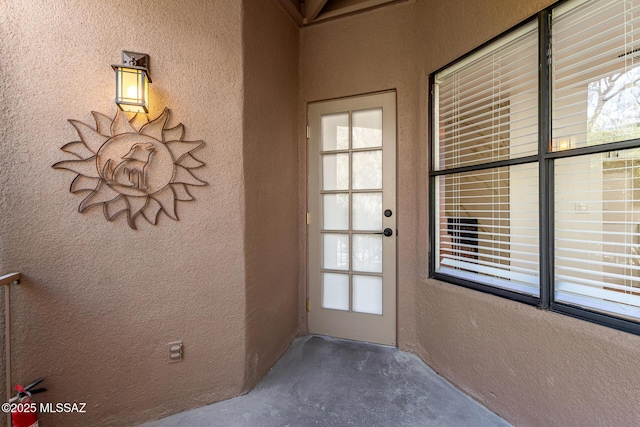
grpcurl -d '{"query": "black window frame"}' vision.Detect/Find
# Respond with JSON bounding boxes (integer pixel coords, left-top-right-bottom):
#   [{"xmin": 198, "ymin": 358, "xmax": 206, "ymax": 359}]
[{"xmin": 428, "ymin": 0, "xmax": 640, "ymax": 336}]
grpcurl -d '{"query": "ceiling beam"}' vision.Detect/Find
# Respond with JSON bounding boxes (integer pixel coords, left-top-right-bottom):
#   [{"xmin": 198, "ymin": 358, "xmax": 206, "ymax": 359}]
[
  {"xmin": 278, "ymin": 0, "xmax": 304, "ymax": 26},
  {"xmin": 310, "ymin": 0, "xmax": 398, "ymax": 23},
  {"xmin": 304, "ymin": 0, "xmax": 330, "ymax": 23}
]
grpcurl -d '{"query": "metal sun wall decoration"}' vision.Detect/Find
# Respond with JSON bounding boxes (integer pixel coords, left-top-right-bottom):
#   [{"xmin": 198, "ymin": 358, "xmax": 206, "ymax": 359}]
[{"xmin": 53, "ymin": 108, "xmax": 207, "ymax": 229}]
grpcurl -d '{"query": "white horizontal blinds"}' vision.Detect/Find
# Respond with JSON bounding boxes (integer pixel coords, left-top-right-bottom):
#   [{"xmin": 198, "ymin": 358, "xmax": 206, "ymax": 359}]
[
  {"xmin": 552, "ymin": 0, "xmax": 640, "ymax": 321},
  {"xmin": 434, "ymin": 20, "xmax": 540, "ymax": 295},
  {"xmin": 435, "ymin": 164, "xmax": 540, "ymax": 295},
  {"xmin": 434, "ymin": 21, "xmax": 538, "ymax": 171},
  {"xmin": 552, "ymin": 0, "xmax": 640, "ymax": 151},
  {"xmin": 555, "ymin": 148, "xmax": 640, "ymax": 320}
]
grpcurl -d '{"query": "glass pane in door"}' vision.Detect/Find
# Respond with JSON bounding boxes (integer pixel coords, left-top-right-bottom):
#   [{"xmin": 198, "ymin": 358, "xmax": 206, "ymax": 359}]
[
  {"xmin": 323, "ymin": 194, "xmax": 349, "ymax": 230},
  {"xmin": 323, "ymin": 234, "xmax": 349, "ymax": 270},
  {"xmin": 353, "ymin": 234, "xmax": 383, "ymax": 273},
  {"xmin": 352, "ymin": 108, "xmax": 382, "ymax": 148},
  {"xmin": 353, "ymin": 275, "xmax": 383, "ymax": 315},
  {"xmin": 352, "ymin": 150, "xmax": 382, "ymax": 189},
  {"xmin": 352, "ymin": 192, "xmax": 382, "ymax": 231},
  {"xmin": 323, "ymin": 273, "xmax": 349, "ymax": 311},
  {"xmin": 323, "ymin": 153, "xmax": 349, "ymax": 190},
  {"xmin": 322, "ymin": 113, "xmax": 349, "ymax": 151}
]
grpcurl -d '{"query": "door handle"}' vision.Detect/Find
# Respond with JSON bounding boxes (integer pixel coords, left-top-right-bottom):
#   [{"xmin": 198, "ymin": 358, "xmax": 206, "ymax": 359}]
[{"xmin": 373, "ymin": 228, "xmax": 393, "ymax": 237}]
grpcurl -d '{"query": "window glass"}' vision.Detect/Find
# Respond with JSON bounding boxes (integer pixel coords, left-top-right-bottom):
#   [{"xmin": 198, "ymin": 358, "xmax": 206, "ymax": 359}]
[
  {"xmin": 552, "ymin": 0, "xmax": 640, "ymax": 151},
  {"xmin": 435, "ymin": 164, "xmax": 540, "ymax": 295},
  {"xmin": 434, "ymin": 22, "xmax": 538, "ymax": 171},
  {"xmin": 433, "ymin": 20, "xmax": 539, "ymax": 296},
  {"xmin": 587, "ymin": 68, "xmax": 640, "ymax": 146},
  {"xmin": 555, "ymin": 148, "xmax": 640, "ymax": 320}
]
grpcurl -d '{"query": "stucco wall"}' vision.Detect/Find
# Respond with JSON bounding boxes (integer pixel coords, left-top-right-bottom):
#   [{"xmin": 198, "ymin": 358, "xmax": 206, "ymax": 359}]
[
  {"xmin": 4, "ymin": 0, "xmax": 640, "ymax": 425},
  {"xmin": 0, "ymin": 1, "xmax": 246, "ymax": 425},
  {"xmin": 242, "ymin": 1, "xmax": 300, "ymax": 388},
  {"xmin": 300, "ymin": 0, "xmax": 640, "ymax": 425}
]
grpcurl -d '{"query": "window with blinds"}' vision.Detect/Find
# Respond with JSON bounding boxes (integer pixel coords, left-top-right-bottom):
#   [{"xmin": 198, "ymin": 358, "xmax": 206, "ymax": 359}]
[
  {"xmin": 430, "ymin": 0, "xmax": 640, "ymax": 332},
  {"xmin": 552, "ymin": 0, "xmax": 640, "ymax": 150},
  {"xmin": 434, "ymin": 21, "xmax": 539, "ymax": 171},
  {"xmin": 432, "ymin": 21, "xmax": 540, "ymax": 296},
  {"xmin": 555, "ymin": 150, "xmax": 640, "ymax": 320},
  {"xmin": 553, "ymin": 0, "xmax": 640, "ymax": 320}
]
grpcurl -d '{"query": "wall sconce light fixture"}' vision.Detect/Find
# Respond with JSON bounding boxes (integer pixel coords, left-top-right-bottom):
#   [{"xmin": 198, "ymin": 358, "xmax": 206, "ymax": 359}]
[{"xmin": 112, "ymin": 51, "xmax": 151, "ymax": 113}]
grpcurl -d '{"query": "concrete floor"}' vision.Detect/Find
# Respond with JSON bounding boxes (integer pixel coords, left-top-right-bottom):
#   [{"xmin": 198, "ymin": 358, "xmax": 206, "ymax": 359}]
[{"xmin": 141, "ymin": 335, "xmax": 512, "ymax": 427}]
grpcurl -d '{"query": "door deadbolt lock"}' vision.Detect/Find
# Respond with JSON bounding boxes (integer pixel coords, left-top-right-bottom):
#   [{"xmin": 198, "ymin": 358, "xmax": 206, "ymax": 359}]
[{"xmin": 384, "ymin": 209, "xmax": 392, "ymax": 217}]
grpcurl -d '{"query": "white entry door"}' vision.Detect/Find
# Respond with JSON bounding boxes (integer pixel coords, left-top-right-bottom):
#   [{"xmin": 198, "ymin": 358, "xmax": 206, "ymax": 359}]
[{"xmin": 307, "ymin": 91, "xmax": 396, "ymax": 346}]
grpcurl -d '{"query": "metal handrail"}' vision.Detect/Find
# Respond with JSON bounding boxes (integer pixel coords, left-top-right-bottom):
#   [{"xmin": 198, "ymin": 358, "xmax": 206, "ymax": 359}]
[
  {"xmin": 1, "ymin": 272, "xmax": 21, "ymax": 425},
  {"xmin": 0, "ymin": 273, "xmax": 20, "ymax": 288}
]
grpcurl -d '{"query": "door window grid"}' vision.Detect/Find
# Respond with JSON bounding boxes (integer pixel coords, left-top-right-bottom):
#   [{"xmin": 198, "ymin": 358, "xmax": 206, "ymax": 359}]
[{"xmin": 321, "ymin": 109, "xmax": 384, "ymax": 314}]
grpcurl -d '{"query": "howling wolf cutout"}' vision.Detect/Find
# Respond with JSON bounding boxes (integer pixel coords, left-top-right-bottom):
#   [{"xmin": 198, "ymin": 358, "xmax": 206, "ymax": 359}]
[{"xmin": 102, "ymin": 142, "xmax": 156, "ymax": 190}]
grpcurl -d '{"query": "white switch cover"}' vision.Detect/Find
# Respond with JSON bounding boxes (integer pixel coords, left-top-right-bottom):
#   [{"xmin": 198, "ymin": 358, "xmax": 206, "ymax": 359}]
[
  {"xmin": 575, "ymin": 202, "xmax": 588, "ymax": 213},
  {"xmin": 169, "ymin": 340, "xmax": 183, "ymax": 362}
]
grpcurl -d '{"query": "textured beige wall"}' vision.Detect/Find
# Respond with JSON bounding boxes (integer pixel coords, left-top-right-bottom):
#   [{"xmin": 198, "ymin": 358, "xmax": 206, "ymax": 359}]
[
  {"xmin": 301, "ymin": 0, "xmax": 640, "ymax": 425},
  {"xmin": 0, "ymin": 1, "xmax": 247, "ymax": 426},
  {"xmin": 5, "ymin": 0, "xmax": 640, "ymax": 425},
  {"xmin": 242, "ymin": 1, "xmax": 300, "ymax": 389},
  {"xmin": 419, "ymin": 279, "xmax": 640, "ymax": 426}
]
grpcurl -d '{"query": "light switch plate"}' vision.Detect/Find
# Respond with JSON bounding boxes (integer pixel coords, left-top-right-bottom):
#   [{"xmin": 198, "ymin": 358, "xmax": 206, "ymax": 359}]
[
  {"xmin": 575, "ymin": 202, "xmax": 588, "ymax": 213},
  {"xmin": 169, "ymin": 340, "xmax": 183, "ymax": 363}
]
